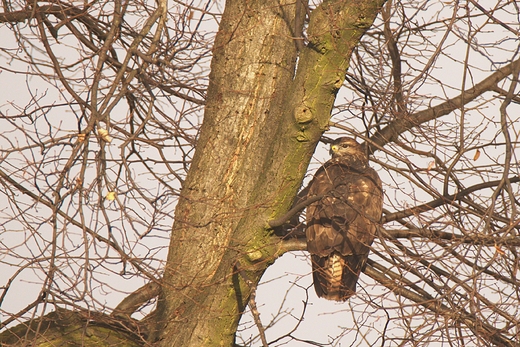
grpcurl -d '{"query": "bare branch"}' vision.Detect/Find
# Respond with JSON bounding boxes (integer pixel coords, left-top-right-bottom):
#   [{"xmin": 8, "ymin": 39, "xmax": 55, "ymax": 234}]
[
  {"xmin": 268, "ymin": 193, "xmax": 325, "ymax": 229},
  {"xmin": 383, "ymin": 176, "xmax": 520, "ymax": 223},
  {"xmin": 112, "ymin": 282, "xmax": 161, "ymax": 319},
  {"xmin": 365, "ymin": 260, "xmax": 516, "ymax": 347},
  {"xmin": 369, "ymin": 58, "xmax": 520, "ymax": 153}
]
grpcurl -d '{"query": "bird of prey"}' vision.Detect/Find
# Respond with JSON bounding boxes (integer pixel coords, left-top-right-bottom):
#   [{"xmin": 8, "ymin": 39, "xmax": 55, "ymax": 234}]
[{"xmin": 306, "ymin": 137, "xmax": 383, "ymax": 301}]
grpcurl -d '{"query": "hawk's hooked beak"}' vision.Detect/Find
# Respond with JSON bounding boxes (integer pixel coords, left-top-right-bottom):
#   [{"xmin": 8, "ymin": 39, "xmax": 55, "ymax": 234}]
[{"xmin": 330, "ymin": 144, "xmax": 338, "ymax": 156}]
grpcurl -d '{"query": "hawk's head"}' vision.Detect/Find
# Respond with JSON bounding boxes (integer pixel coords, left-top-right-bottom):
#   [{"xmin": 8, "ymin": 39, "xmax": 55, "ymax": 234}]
[{"xmin": 329, "ymin": 137, "xmax": 367, "ymax": 165}]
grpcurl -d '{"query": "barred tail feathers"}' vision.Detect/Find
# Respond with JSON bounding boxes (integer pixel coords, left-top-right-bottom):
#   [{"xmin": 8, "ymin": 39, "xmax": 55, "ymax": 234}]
[{"xmin": 311, "ymin": 252, "xmax": 363, "ymax": 301}]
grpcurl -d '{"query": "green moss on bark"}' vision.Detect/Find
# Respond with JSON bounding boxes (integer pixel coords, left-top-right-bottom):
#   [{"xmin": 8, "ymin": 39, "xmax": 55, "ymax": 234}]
[{"xmin": 0, "ymin": 309, "xmax": 142, "ymax": 347}]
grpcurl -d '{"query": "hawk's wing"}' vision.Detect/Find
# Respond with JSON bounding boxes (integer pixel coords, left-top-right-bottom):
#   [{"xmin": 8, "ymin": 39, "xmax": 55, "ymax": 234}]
[{"xmin": 306, "ymin": 160, "xmax": 382, "ymax": 301}]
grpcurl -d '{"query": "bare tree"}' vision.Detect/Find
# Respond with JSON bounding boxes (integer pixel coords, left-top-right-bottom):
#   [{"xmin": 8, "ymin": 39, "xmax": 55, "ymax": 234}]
[{"xmin": 1, "ymin": 0, "xmax": 519, "ymax": 346}]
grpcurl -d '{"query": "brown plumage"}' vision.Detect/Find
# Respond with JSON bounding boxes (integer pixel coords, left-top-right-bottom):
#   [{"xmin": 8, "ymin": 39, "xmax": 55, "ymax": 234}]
[{"xmin": 306, "ymin": 137, "xmax": 383, "ymax": 301}]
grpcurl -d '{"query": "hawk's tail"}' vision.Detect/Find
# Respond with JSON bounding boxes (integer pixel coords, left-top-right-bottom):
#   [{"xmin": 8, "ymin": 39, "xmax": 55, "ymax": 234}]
[{"xmin": 311, "ymin": 252, "xmax": 365, "ymax": 301}]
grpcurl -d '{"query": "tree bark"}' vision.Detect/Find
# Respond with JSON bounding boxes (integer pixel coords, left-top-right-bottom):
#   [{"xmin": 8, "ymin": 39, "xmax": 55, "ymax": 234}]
[
  {"xmin": 151, "ymin": 1, "xmax": 384, "ymax": 346},
  {"xmin": 0, "ymin": 309, "xmax": 142, "ymax": 347}
]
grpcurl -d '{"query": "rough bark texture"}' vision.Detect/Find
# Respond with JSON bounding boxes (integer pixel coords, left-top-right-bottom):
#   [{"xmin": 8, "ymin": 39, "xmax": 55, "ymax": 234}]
[
  {"xmin": 151, "ymin": 1, "xmax": 384, "ymax": 346},
  {"xmin": 0, "ymin": 309, "xmax": 142, "ymax": 347}
]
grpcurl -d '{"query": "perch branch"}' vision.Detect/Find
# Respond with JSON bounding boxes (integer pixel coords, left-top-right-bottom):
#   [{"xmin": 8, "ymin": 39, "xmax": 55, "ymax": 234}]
[{"xmin": 268, "ymin": 193, "xmax": 326, "ymax": 228}]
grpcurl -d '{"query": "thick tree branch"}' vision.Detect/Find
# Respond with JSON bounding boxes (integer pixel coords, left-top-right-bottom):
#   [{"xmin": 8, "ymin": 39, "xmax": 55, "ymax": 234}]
[
  {"xmin": 0, "ymin": 308, "xmax": 143, "ymax": 346},
  {"xmin": 112, "ymin": 282, "xmax": 161, "ymax": 319},
  {"xmin": 369, "ymin": 58, "xmax": 520, "ymax": 153},
  {"xmin": 0, "ymin": 6, "xmax": 73, "ymax": 23},
  {"xmin": 268, "ymin": 193, "xmax": 325, "ymax": 228},
  {"xmin": 272, "ymin": 176, "xmax": 520, "ymax": 241},
  {"xmin": 276, "ymin": 225, "xmax": 520, "ymax": 257}
]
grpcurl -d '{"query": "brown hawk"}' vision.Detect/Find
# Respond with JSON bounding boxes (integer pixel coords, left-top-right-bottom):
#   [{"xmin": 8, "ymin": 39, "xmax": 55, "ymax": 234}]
[{"xmin": 306, "ymin": 137, "xmax": 383, "ymax": 301}]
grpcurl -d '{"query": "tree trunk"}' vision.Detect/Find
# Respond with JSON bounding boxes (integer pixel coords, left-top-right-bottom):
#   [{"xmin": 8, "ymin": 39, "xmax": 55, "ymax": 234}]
[{"xmin": 151, "ymin": 1, "xmax": 384, "ymax": 346}]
